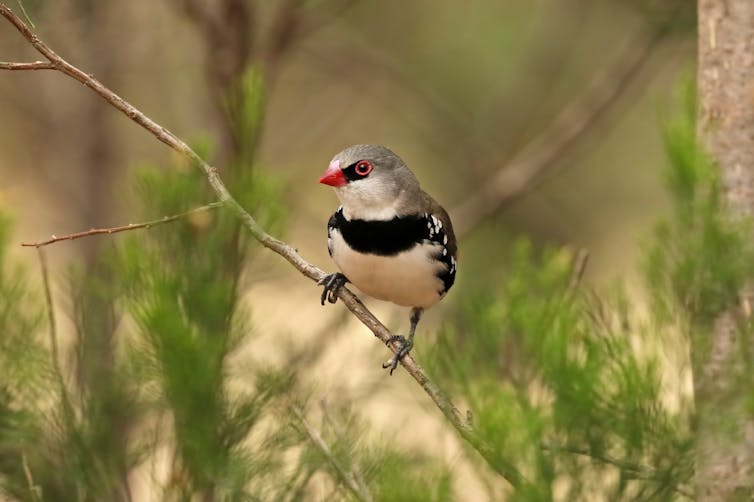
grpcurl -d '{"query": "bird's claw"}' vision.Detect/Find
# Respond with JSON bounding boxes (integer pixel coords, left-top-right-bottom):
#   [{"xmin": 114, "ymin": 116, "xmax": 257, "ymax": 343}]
[
  {"xmin": 382, "ymin": 335, "xmax": 414, "ymax": 375},
  {"xmin": 318, "ymin": 272, "xmax": 348, "ymax": 305}
]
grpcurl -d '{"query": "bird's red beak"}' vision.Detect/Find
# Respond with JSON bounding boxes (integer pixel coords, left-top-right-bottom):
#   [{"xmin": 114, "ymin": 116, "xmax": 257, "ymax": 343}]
[{"xmin": 319, "ymin": 160, "xmax": 347, "ymax": 187}]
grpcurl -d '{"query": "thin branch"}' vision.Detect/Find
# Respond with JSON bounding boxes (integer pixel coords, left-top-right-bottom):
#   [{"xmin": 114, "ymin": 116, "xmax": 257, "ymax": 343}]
[
  {"xmin": 542, "ymin": 443, "xmax": 693, "ymax": 498},
  {"xmin": 0, "ymin": 2, "xmax": 525, "ymax": 488},
  {"xmin": 265, "ymin": 0, "xmax": 358, "ymax": 71},
  {"xmin": 0, "ymin": 60, "xmax": 54, "ymax": 70},
  {"xmin": 291, "ymin": 405, "xmax": 373, "ymax": 502},
  {"xmin": 544, "ymin": 442, "xmax": 653, "ymax": 476},
  {"xmin": 451, "ymin": 23, "xmax": 672, "ymax": 237},
  {"xmin": 21, "ymin": 201, "xmax": 225, "ymax": 247},
  {"xmin": 567, "ymin": 248, "xmax": 590, "ymax": 296},
  {"xmin": 178, "ymin": 0, "xmax": 221, "ymax": 42}
]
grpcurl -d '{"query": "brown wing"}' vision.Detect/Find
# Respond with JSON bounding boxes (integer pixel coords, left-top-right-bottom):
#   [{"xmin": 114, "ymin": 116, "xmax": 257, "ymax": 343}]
[{"xmin": 422, "ymin": 191, "xmax": 458, "ymax": 260}]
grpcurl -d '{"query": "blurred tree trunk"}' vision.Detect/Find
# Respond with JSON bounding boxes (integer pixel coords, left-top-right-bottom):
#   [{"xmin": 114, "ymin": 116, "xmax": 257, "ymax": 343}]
[
  {"xmin": 696, "ymin": 0, "xmax": 754, "ymax": 499},
  {"xmin": 69, "ymin": 4, "xmax": 132, "ymax": 501}
]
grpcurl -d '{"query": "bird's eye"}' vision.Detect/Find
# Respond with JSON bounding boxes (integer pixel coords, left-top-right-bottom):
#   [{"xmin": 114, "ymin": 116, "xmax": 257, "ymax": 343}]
[{"xmin": 354, "ymin": 160, "xmax": 372, "ymax": 176}]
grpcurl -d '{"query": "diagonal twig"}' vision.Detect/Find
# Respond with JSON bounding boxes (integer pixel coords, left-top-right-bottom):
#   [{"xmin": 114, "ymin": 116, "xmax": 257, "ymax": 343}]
[
  {"xmin": 319, "ymin": 399, "xmax": 372, "ymax": 497},
  {"xmin": 450, "ymin": 22, "xmax": 674, "ymax": 237},
  {"xmin": 22, "ymin": 201, "xmax": 225, "ymax": 247},
  {"xmin": 0, "ymin": 3, "xmax": 525, "ymax": 488},
  {"xmin": 541, "ymin": 442, "xmax": 693, "ymax": 498},
  {"xmin": 567, "ymin": 248, "xmax": 590, "ymax": 296},
  {"xmin": 292, "ymin": 405, "xmax": 373, "ymax": 502}
]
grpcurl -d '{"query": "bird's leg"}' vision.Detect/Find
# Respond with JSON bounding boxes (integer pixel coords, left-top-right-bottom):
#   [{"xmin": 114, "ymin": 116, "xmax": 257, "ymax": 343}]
[
  {"xmin": 317, "ymin": 272, "xmax": 349, "ymax": 305},
  {"xmin": 383, "ymin": 307, "xmax": 423, "ymax": 375}
]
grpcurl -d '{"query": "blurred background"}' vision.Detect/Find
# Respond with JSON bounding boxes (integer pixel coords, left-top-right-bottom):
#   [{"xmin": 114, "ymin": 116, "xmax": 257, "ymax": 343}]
[
  {"xmin": 0, "ymin": 0, "xmax": 694, "ymax": 271},
  {"xmin": 0, "ymin": 0, "xmax": 697, "ymax": 500}
]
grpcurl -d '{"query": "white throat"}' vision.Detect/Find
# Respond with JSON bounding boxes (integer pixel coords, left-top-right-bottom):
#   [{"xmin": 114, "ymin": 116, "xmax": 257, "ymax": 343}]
[
  {"xmin": 341, "ymin": 202, "xmax": 399, "ymax": 221},
  {"xmin": 335, "ymin": 183, "xmax": 402, "ymax": 221}
]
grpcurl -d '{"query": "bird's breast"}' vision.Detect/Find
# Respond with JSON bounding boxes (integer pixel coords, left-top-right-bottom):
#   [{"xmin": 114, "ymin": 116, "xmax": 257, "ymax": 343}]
[{"xmin": 329, "ymin": 228, "xmax": 447, "ymax": 308}]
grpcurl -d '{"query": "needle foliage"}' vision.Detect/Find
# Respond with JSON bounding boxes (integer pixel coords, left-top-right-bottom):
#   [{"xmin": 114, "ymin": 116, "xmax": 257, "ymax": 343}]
[
  {"xmin": 422, "ymin": 82, "xmax": 754, "ymax": 500},
  {"xmin": 1, "ymin": 41, "xmax": 751, "ymax": 497},
  {"xmin": 0, "ymin": 70, "xmax": 452, "ymax": 502}
]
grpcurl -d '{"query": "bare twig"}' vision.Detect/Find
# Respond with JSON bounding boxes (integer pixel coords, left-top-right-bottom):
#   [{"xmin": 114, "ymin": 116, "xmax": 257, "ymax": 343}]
[
  {"xmin": 0, "ymin": 60, "xmax": 54, "ymax": 70},
  {"xmin": 0, "ymin": 3, "xmax": 525, "ymax": 488},
  {"xmin": 291, "ymin": 405, "xmax": 373, "ymax": 502},
  {"xmin": 22, "ymin": 201, "xmax": 225, "ymax": 247},
  {"xmin": 567, "ymin": 248, "xmax": 590, "ymax": 296}
]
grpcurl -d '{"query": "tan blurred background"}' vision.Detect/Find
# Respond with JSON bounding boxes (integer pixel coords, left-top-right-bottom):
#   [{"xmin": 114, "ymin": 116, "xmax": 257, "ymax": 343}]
[{"xmin": 0, "ymin": 0, "xmax": 694, "ymax": 498}]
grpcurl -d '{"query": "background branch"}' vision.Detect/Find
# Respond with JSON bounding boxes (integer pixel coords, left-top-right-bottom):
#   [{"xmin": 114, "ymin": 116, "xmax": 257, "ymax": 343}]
[
  {"xmin": 318, "ymin": 399, "xmax": 371, "ymax": 497},
  {"xmin": 451, "ymin": 20, "xmax": 673, "ymax": 237},
  {"xmin": 541, "ymin": 443, "xmax": 693, "ymax": 498},
  {"xmin": 0, "ymin": 2, "xmax": 524, "ymax": 488}
]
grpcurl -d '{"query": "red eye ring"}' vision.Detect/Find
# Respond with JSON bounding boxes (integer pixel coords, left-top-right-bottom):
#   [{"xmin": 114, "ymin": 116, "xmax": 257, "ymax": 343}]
[{"xmin": 354, "ymin": 160, "xmax": 372, "ymax": 176}]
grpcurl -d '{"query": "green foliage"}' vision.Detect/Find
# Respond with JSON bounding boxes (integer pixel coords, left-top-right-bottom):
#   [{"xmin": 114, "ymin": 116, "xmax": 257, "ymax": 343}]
[
  {"xmin": 0, "ymin": 217, "xmax": 47, "ymax": 406},
  {"xmin": 5, "ymin": 38, "xmax": 754, "ymax": 499},
  {"xmin": 646, "ymin": 82, "xmax": 754, "ymax": 328},
  {"xmin": 419, "ymin": 80, "xmax": 754, "ymax": 500},
  {"xmin": 288, "ymin": 402, "xmax": 453, "ymax": 502},
  {"xmin": 0, "ymin": 216, "xmax": 49, "ymax": 501},
  {"xmin": 0, "ymin": 62, "xmax": 448, "ymax": 501},
  {"xmin": 427, "ymin": 241, "xmax": 692, "ymax": 499},
  {"xmin": 113, "ymin": 144, "xmax": 295, "ymax": 498},
  {"xmin": 226, "ymin": 67, "xmax": 266, "ymax": 168},
  {"xmin": 647, "ymin": 82, "xmax": 754, "ymax": 462}
]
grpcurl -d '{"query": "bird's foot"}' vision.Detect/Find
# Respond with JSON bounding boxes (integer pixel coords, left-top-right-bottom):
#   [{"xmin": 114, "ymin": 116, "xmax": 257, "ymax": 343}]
[
  {"xmin": 382, "ymin": 335, "xmax": 414, "ymax": 375},
  {"xmin": 318, "ymin": 272, "xmax": 348, "ymax": 305}
]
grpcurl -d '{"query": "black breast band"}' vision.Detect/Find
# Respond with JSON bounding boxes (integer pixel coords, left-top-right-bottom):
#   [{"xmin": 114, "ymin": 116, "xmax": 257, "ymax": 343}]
[{"xmin": 330, "ymin": 209, "xmax": 426, "ymax": 256}]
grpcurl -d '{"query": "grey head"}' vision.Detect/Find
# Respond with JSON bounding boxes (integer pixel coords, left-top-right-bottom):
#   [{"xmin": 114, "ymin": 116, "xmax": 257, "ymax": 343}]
[{"xmin": 323, "ymin": 144, "xmax": 422, "ymax": 221}]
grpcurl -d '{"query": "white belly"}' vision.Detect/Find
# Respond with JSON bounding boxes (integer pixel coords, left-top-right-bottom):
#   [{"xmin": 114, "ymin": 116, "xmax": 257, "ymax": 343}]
[{"xmin": 330, "ymin": 229, "xmax": 446, "ymax": 308}]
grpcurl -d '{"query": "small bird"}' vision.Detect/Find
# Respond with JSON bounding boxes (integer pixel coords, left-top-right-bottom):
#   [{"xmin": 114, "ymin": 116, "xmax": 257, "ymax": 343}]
[{"xmin": 317, "ymin": 144, "xmax": 457, "ymax": 374}]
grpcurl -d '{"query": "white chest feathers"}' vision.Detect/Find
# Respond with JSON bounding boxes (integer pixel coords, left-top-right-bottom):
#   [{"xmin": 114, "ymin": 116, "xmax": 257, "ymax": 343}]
[{"xmin": 329, "ymin": 228, "xmax": 447, "ymax": 308}]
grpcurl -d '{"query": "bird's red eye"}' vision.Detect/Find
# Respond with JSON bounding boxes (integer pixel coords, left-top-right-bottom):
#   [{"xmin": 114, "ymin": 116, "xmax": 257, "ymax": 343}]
[{"xmin": 354, "ymin": 160, "xmax": 372, "ymax": 176}]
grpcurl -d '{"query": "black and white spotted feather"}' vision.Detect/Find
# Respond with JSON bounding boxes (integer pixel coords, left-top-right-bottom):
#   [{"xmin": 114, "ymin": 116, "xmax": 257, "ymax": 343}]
[{"xmin": 327, "ymin": 207, "xmax": 456, "ymax": 298}]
